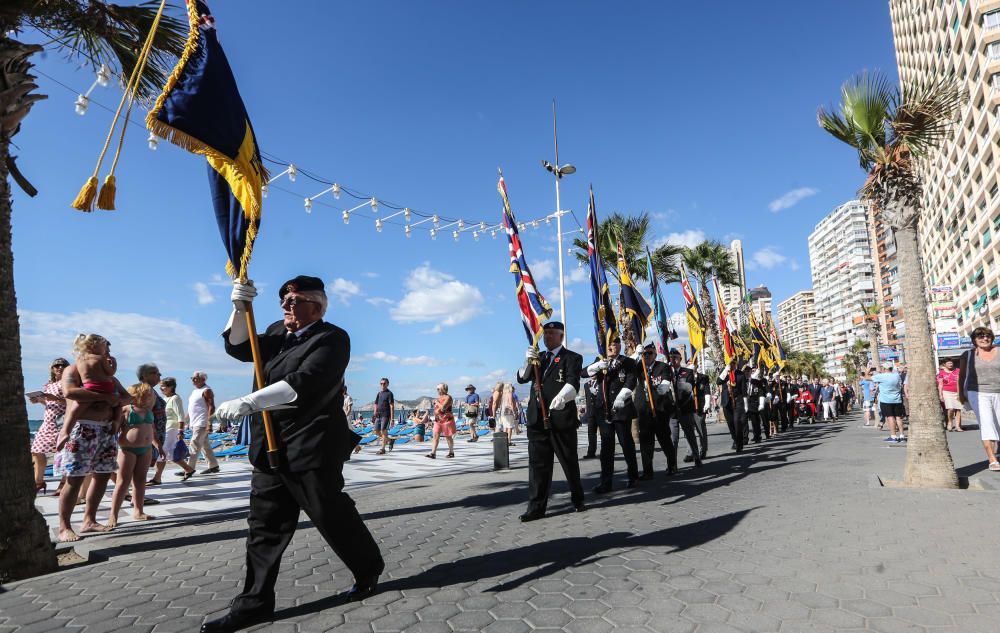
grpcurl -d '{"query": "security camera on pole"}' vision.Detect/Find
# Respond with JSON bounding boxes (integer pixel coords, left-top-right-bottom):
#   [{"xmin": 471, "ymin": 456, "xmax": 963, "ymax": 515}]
[{"xmin": 542, "ymin": 100, "xmax": 576, "ymax": 341}]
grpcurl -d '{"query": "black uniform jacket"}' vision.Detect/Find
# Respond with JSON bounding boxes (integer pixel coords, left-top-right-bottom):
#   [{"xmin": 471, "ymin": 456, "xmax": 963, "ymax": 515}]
[
  {"xmin": 694, "ymin": 372, "xmax": 711, "ymax": 415},
  {"xmin": 634, "ymin": 360, "xmax": 674, "ymax": 418},
  {"xmin": 590, "ymin": 355, "xmax": 638, "ymax": 422},
  {"xmin": 517, "ymin": 347, "xmax": 584, "ymax": 432},
  {"xmin": 672, "ymin": 366, "xmax": 698, "ymax": 415},
  {"xmin": 718, "ymin": 371, "xmax": 748, "ymax": 413},
  {"xmin": 224, "ymin": 319, "xmax": 360, "ymax": 472}
]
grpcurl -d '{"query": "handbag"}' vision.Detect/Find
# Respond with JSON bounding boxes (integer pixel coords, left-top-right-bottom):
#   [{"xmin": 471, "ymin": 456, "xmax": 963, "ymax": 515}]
[
  {"xmin": 464, "ymin": 402, "xmax": 479, "ymax": 417},
  {"xmin": 172, "ymin": 438, "xmax": 191, "ymax": 462}
]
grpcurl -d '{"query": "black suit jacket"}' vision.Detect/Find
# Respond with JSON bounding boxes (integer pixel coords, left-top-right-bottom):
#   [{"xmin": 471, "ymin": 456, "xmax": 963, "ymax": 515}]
[
  {"xmin": 516, "ymin": 347, "xmax": 583, "ymax": 432},
  {"xmin": 693, "ymin": 372, "xmax": 711, "ymax": 415},
  {"xmin": 634, "ymin": 360, "xmax": 673, "ymax": 418},
  {"xmin": 718, "ymin": 371, "xmax": 748, "ymax": 413},
  {"xmin": 590, "ymin": 354, "xmax": 638, "ymax": 421},
  {"xmin": 224, "ymin": 319, "xmax": 360, "ymax": 472}
]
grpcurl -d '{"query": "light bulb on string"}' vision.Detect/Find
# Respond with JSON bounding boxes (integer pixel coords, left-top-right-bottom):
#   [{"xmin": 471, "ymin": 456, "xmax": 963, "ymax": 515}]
[
  {"xmin": 458, "ymin": 219, "xmax": 465, "ymax": 230},
  {"xmin": 518, "ymin": 223, "xmax": 526, "ymax": 231},
  {"xmin": 473, "ymin": 231, "xmax": 479, "ymax": 241},
  {"xmin": 332, "ymin": 183, "xmax": 340, "ymax": 199},
  {"xmin": 342, "ymin": 210, "xmax": 350, "ymax": 224},
  {"xmin": 430, "ymin": 228, "xmax": 437, "ymax": 240},
  {"xmin": 491, "ymin": 230, "xmax": 497, "ymax": 239},
  {"xmin": 545, "ymin": 217, "xmax": 551, "ymax": 225},
  {"xmin": 432, "ymin": 214, "xmax": 440, "ymax": 228},
  {"xmin": 531, "ymin": 220, "xmax": 539, "ymax": 229},
  {"xmin": 370, "ymin": 198, "xmax": 378, "ymax": 212},
  {"xmin": 404, "ymin": 208, "xmax": 411, "ymax": 222},
  {"xmin": 147, "ymin": 133, "xmax": 159, "ymax": 151},
  {"xmin": 95, "ymin": 64, "xmax": 111, "ymax": 87},
  {"xmin": 375, "ymin": 219, "xmax": 383, "ymax": 232},
  {"xmin": 303, "ymin": 198, "xmax": 312, "ymax": 213},
  {"xmin": 452, "ymin": 230, "xmax": 459, "ymax": 241},
  {"xmin": 287, "ymin": 164, "xmax": 297, "ymax": 182},
  {"xmin": 479, "ymin": 222, "xmax": 486, "ymax": 231},
  {"xmin": 74, "ymin": 94, "xmax": 89, "ymax": 115},
  {"xmin": 405, "ymin": 225, "xmax": 412, "ymax": 238},
  {"xmin": 261, "ymin": 183, "xmax": 269, "ymax": 198}
]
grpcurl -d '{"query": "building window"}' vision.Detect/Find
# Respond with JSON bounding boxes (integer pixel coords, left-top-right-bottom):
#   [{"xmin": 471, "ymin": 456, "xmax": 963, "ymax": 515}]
[
  {"xmin": 985, "ymin": 9, "xmax": 1000, "ymax": 32},
  {"xmin": 988, "ymin": 41, "xmax": 1000, "ymax": 61},
  {"xmin": 984, "ymin": 228, "xmax": 993, "ymax": 247}
]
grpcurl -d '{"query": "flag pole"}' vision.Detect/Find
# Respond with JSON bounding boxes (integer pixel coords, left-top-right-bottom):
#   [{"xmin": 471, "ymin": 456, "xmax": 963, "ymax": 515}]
[
  {"xmin": 243, "ymin": 304, "xmax": 280, "ymax": 468},
  {"xmin": 640, "ymin": 355, "xmax": 657, "ymax": 419},
  {"xmin": 532, "ymin": 356, "xmax": 551, "ymax": 430}
]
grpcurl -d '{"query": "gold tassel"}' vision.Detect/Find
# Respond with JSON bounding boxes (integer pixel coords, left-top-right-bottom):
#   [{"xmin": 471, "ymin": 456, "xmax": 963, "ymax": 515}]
[
  {"xmin": 71, "ymin": 176, "xmax": 98, "ymax": 212},
  {"xmin": 96, "ymin": 175, "xmax": 116, "ymax": 210}
]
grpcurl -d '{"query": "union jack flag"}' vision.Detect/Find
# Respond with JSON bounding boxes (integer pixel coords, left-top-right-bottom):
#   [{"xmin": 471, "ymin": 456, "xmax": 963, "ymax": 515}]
[{"xmin": 499, "ymin": 174, "xmax": 553, "ymax": 345}]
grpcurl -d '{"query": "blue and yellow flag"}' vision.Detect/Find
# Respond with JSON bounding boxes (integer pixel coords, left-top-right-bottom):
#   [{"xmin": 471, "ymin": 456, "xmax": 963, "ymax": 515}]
[
  {"xmin": 586, "ymin": 187, "xmax": 619, "ymax": 357},
  {"xmin": 146, "ymin": 1, "xmax": 266, "ymax": 280},
  {"xmin": 617, "ymin": 242, "xmax": 652, "ymax": 347},
  {"xmin": 645, "ymin": 246, "xmax": 676, "ymax": 353}
]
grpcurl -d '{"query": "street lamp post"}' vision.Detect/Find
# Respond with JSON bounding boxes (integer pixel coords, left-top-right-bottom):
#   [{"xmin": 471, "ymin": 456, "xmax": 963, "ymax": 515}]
[{"xmin": 542, "ymin": 100, "xmax": 575, "ymax": 340}]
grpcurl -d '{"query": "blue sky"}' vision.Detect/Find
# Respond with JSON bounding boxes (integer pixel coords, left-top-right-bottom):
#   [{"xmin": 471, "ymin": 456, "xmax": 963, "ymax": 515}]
[{"xmin": 15, "ymin": 1, "xmax": 898, "ymax": 413}]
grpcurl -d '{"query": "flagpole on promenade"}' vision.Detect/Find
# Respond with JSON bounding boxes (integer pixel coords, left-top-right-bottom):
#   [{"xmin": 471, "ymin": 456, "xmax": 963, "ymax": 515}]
[
  {"xmin": 243, "ymin": 305, "xmax": 280, "ymax": 468},
  {"xmin": 543, "ymin": 100, "xmax": 575, "ymax": 340}
]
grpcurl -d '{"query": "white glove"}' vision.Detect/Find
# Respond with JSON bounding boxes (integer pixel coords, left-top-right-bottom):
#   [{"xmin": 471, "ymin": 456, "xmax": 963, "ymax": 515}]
[
  {"xmin": 759, "ymin": 396, "xmax": 766, "ymax": 410},
  {"xmin": 656, "ymin": 382, "xmax": 670, "ymax": 396},
  {"xmin": 587, "ymin": 360, "xmax": 609, "ymax": 376},
  {"xmin": 719, "ymin": 368, "xmax": 730, "ymax": 382},
  {"xmin": 548, "ymin": 383, "xmax": 577, "ymax": 411},
  {"xmin": 231, "ymin": 279, "xmax": 257, "ymax": 312},
  {"xmin": 631, "ymin": 350, "xmax": 642, "ymax": 361},
  {"xmin": 787, "ymin": 393, "xmax": 795, "ymax": 403},
  {"xmin": 525, "ymin": 347, "xmax": 539, "ymax": 363},
  {"xmin": 215, "ymin": 381, "xmax": 298, "ymax": 421},
  {"xmin": 613, "ymin": 388, "xmax": 633, "ymax": 409}
]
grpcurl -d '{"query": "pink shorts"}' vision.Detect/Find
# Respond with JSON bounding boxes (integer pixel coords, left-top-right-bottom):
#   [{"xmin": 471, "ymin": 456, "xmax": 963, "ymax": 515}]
[{"xmin": 434, "ymin": 420, "xmax": 456, "ymax": 437}]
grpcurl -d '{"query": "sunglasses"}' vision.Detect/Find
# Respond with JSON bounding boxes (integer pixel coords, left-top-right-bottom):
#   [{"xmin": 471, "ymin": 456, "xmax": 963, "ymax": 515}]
[{"xmin": 281, "ymin": 296, "xmax": 319, "ymax": 309}]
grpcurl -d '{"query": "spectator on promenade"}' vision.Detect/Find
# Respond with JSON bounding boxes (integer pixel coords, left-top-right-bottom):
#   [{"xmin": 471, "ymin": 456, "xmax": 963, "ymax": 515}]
[
  {"xmin": 373, "ymin": 378, "xmax": 395, "ymax": 456},
  {"xmin": 820, "ymin": 380, "xmax": 836, "ymax": 421},
  {"xmin": 29, "ymin": 357, "xmax": 70, "ymax": 495},
  {"xmin": 464, "ymin": 384, "xmax": 482, "ymax": 443},
  {"xmin": 413, "ymin": 409, "xmax": 429, "ymax": 442},
  {"xmin": 860, "ymin": 370, "xmax": 875, "ymax": 426},
  {"xmin": 495, "ymin": 383, "xmax": 521, "ymax": 447},
  {"xmin": 959, "ymin": 326, "xmax": 1000, "ymax": 470},
  {"xmin": 159, "ymin": 377, "xmax": 195, "ymax": 480},
  {"xmin": 139, "ymin": 364, "xmax": 168, "ymax": 488},
  {"xmin": 873, "ymin": 366, "xmax": 906, "ymax": 443},
  {"xmin": 426, "ymin": 383, "xmax": 455, "ymax": 458},
  {"xmin": 343, "ymin": 385, "xmax": 353, "ymax": 420},
  {"xmin": 580, "ymin": 385, "xmax": 597, "ymax": 459},
  {"xmin": 187, "ymin": 371, "xmax": 219, "ymax": 474},
  {"xmin": 938, "ymin": 359, "xmax": 964, "ymax": 432},
  {"xmin": 108, "ymin": 383, "xmax": 157, "ymax": 528}
]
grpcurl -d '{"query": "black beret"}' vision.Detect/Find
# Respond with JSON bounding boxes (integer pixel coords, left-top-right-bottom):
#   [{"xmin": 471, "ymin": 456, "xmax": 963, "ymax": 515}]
[
  {"xmin": 543, "ymin": 321, "xmax": 564, "ymax": 331},
  {"xmin": 667, "ymin": 347, "xmax": 682, "ymax": 356},
  {"xmin": 279, "ymin": 275, "xmax": 325, "ymax": 299},
  {"xmin": 642, "ymin": 342, "xmax": 657, "ymax": 352}
]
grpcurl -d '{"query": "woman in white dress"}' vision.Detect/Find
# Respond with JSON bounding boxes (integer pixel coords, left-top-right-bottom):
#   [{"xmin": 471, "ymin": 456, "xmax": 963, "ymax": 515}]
[{"xmin": 496, "ymin": 383, "xmax": 521, "ymax": 446}]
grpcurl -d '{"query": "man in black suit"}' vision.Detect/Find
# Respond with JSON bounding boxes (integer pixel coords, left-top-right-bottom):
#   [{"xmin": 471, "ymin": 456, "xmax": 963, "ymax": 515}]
[
  {"xmin": 635, "ymin": 343, "xmax": 676, "ymax": 478},
  {"xmin": 202, "ymin": 276, "xmax": 384, "ymax": 633},
  {"xmin": 585, "ymin": 338, "xmax": 639, "ymax": 493},
  {"xmin": 666, "ymin": 349, "xmax": 703, "ymax": 469},
  {"xmin": 718, "ymin": 360, "xmax": 748, "ymax": 453},
  {"xmin": 516, "ymin": 321, "xmax": 585, "ymax": 522},
  {"xmin": 684, "ymin": 365, "xmax": 711, "ymax": 462}
]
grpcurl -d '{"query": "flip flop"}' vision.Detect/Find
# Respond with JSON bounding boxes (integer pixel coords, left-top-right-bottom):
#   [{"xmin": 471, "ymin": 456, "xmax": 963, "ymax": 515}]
[{"xmin": 990, "ymin": 461, "xmax": 1000, "ymax": 472}]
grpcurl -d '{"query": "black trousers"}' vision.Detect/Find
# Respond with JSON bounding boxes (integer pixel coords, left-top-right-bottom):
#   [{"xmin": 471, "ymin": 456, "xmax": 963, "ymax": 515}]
[
  {"xmin": 691, "ymin": 411, "xmax": 708, "ymax": 458},
  {"xmin": 748, "ymin": 410, "xmax": 763, "ymax": 443},
  {"xmin": 670, "ymin": 413, "xmax": 701, "ymax": 463},
  {"xmin": 730, "ymin": 408, "xmax": 747, "ymax": 453},
  {"xmin": 585, "ymin": 418, "xmax": 599, "ymax": 457},
  {"xmin": 638, "ymin": 411, "xmax": 675, "ymax": 474},
  {"xmin": 526, "ymin": 426, "xmax": 584, "ymax": 514},
  {"xmin": 778, "ymin": 402, "xmax": 789, "ymax": 431},
  {"xmin": 598, "ymin": 419, "xmax": 638, "ymax": 487},
  {"xmin": 722, "ymin": 405, "xmax": 736, "ymax": 443},
  {"xmin": 232, "ymin": 466, "xmax": 384, "ymax": 614}
]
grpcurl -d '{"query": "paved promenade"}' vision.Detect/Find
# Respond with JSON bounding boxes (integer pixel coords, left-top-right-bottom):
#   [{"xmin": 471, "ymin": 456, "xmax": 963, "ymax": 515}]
[{"xmin": 3, "ymin": 411, "xmax": 1000, "ymax": 633}]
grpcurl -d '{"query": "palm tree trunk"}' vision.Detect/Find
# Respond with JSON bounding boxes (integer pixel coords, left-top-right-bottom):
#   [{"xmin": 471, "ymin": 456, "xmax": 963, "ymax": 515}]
[
  {"xmin": 698, "ymin": 281, "xmax": 724, "ymax": 367},
  {"xmin": 0, "ymin": 38, "xmax": 58, "ymax": 581},
  {"xmin": 894, "ymin": 221, "xmax": 959, "ymax": 489}
]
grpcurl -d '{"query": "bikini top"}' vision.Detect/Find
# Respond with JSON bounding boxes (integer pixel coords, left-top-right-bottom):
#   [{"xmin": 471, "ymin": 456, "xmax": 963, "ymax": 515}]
[
  {"xmin": 125, "ymin": 408, "xmax": 154, "ymax": 427},
  {"xmin": 84, "ymin": 381, "xmax": 116, "ymax": 394}
]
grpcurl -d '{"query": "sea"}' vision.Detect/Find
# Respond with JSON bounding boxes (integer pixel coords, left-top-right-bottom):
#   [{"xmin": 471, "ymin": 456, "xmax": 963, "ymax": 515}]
[{"xmin": 29, "ymin": 419, "xmax": 42, "ymax": 433}]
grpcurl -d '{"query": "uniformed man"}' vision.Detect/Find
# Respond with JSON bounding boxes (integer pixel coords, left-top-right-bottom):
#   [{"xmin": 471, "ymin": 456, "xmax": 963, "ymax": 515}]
[
  {"xmin": 717, "ymin": 359, "xmax": 748, "ymax": 454},
  {"xmin": 202, "ymin": 276, "xmax": 384, "ymax": 633},
  {"xmin": 585, "ymin": 338, "xmax": 639, "ymax": 492},
  {"xmin": 747, "ymin": 365, "xmax": 765, "ymax": 443},
  {"xmin": 784, "ymin": 375, "xmax": 799, "ymax": 427},
  {"xmin": 635, "ymin": 342, "xmax": 676, "ymax": 478},
  {"xmin": 516, "ymin": 321, "xmax": 585, "ymax": 522},
  {"xmin": 666, "ymin": 349, "xmax": 703, "ymax": 468},
  {"xmin": 684, "ymin": 366, "xmax": 711, "ymax": 462}
]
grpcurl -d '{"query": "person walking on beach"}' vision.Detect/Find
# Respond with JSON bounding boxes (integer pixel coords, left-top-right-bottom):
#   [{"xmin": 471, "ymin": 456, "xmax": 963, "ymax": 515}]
[
  {"xmin": 959, "ymin": 327, "xmax": 1000, "ymax": 470},
  {"xmin": 29, "ymin": 357, "xmax": 70, "ymax": 495},
  {"xmin": 373, "ymin": 378, "xmax": 395, "ymax": 455},
  {"xmin": 139, "ymin": 363, "xmax": 169, "ymax": 489},
  {"xmin": 205, "ymin": 275, "xmax": 383, "ymax": 633},
  {"xmin": 159, "ymin": 377, "xmax": 195, "ymax": 480},
  {"xmin": 187, "ymin": 371, "xmax": 219, "ymax": 474},
  {"xmin": 464, "ymin": 384, "xmax": 482, "ymax": 442},
  {"xmin": 938, "ymin": 359, "xmax": 963, "ymax": 432},
  {"xmin": 516, "ymin": 321, "xmax": 585, "ymax": 522},
  {"xmin": 426, "ymin": 383, "xmax": 456, "ymax": 458}
]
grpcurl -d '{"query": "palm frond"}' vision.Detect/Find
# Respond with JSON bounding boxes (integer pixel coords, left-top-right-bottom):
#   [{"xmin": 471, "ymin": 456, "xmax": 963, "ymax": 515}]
[{"xmin": 893, "ymin": 75, "xmax": 965, "ymax": 158}]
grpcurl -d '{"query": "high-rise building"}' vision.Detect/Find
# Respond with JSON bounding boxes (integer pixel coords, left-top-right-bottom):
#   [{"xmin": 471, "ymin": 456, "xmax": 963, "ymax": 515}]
[
  {"xmin": 748, "ymin": 285, "xmax": 773, "ymax": 322},
  {"xmin": 889, "ymin": 0, "xmax": 1000, "ymax": 336},
  {"xmin": 808, "ymin": 200, "xmax": 878, "ymax": 379},
  {"xmin": 720, "ymin": 239, "xmax": 748, "ymax": 327},
  {"xmin": 777, "ymin": 290, "xmax": 819, "ymax": 354},
  {"xmin": 865, "ymin": 203, "xmax": 904, "ymax": 357}
]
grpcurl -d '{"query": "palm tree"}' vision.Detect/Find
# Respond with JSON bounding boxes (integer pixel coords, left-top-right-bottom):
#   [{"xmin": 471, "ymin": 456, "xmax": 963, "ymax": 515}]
[
  {"xmin": 842, "ymin": 339, "xmax": 870, "ymax": 387},
  {"xmin": 785, "ymin": 350, "xmax": 828, "ymax": 380},
  {"xmin": 681, "ymin": 240, "xmax": 739, "ymax": 367},
  {"xmin": 818, "ymin": 71, "xmax": 963, "ymax": 489},
  {"xmin": 0, "ymin": 1, "xmax": 185, "ymax": 581},
  {"xmin": 858, "ymin": 301, "xmax": 883, "ymax": 371}
]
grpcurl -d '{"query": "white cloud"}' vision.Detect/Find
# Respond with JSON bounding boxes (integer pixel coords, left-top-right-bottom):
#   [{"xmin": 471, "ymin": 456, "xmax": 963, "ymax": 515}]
[
  {"xmin": 362, "ymin": 272, "xmax": 379, "ymax": 278},
  {"xmin": 768, "ymin": 187, "xmax": 818, "ymax": 212},
  {"xmin": 19, "ymin": 309, "xmax": 245, "ymax": 378},
  {"xmin": 366, "ymin": 297, "xmax": 393, "ymax": 307},
  {"xmin": 748, "ymin": 246, "xmax": 788, "ymax": 270},
  {"xmin": 360, "ymin": 351, "xmax": 447, "ymax": 367},
  {"xmin": 531, "ymin": 259, "xmax": 556, "ymax": 281},
  {"xmin": 193, "ymin": 282, "xmax": 215, "ymax": 305},
  {"xmin": 567, "ymin": 267, "xmax": 589, "ymax": 284},
  {"xmin": 328, "ymin": 278, "xmax": 362, "ymax": 305},
  {"xmin": 390, "ymin": 264, "xmax": 484, "ymax": 329},
  {"xmin": 670, "ymin": 311, "xmax": 689, "ymax": 335},
  {"xmin": 568, "ymin": 337, "xmax": 599, "ymax": 357},
  {"xmin": 546, "ymin": 287, "xmax": 573, "ymax": 301},
  {"xmin": 653, "ymin": 229, "xmax": 707, "ymax": 249}
]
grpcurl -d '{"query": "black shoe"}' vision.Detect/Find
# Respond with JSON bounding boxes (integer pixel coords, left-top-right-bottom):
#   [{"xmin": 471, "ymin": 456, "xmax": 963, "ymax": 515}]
[
  {"xmin": 201, "ymin": 467, "xmax": 220, "ymax": 474},
  {"xmin": 146, "ymin": 479, "xmax": 161, "ymax": 486},
  {"xmin": 582, "ymin": 453, "xmax": 597, "ymax": 460},
  {"xmin": 638, "ymin": 472, "xmax": 654, "ymax": 481},
  {"xmin": 666, "ymin": 466, "xmax": 678, "ymax": 476},
  {"xmin": 182, "ymin": 471, "xmax": 195, "ymax": 482},
  {"xmin": 144, "ymin": 497, "xmax": 160, "ymax": 505},
  {"xmin": 683, "ymin": 454, "xmax": 694, "ymax": 463},
  {"xmin": 519, "ymin": 510, "xmax": 545, "ymax": 522},
  {"xmin": 694, "ymin": 458, "xmax": 703, "ymax": 468},
  {"xmin": 200, "ymin": 609, "xmax": 273, "ymax": 633},
  {"xmin": 593, "ymin": 484, "xmax": 611, "ymax": 494},
  {"xmin": 731, "ymin": 442, "xmax": 737, "ymax": 450},
  {"xmin": 173, "ymin": 471, "xmax": 187, "ymax": 477},
  {"xmin": 625, "ymin": 479, "xmax": 638, "ymax": 489},
  {"xmin": 574, "ymin": 503, "xmax": 587, "ymax": 512},
  {"xmin": 346, "ymin": 571, "xmax": 381, "ymax": 602},
  {"xmin": 700, "ymin": 450, "xmax": 708, "ymax": 460}
]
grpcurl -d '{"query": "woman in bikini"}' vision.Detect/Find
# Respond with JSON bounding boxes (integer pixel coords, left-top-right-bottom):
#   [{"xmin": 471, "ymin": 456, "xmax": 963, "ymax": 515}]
[{"xmin": 108, "ymin": 383, "xmax": 157, "ymax": 528}]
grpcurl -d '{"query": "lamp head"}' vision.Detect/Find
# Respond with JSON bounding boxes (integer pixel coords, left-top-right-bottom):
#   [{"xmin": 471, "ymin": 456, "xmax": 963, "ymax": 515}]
[{"xmin": 559, "ymin": 164, "xmax": 576, "ymax": 176}]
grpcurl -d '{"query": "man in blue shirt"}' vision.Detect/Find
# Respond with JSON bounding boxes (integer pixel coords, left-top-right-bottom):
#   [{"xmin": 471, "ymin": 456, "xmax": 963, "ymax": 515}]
[
  {"xmin": 820, "ymin": 381, "xmax": 837, "ymax": 421},
  {"xmin": 872, "ymin": 367, "xmax": 905, "ymax": 443},
  {"xmin": 464, "ymin": 385, "xmax": 482, "ymax": 442},
  {"xmin": 859, "ymin": 371, "xmax": 875, "ymax": 426}
]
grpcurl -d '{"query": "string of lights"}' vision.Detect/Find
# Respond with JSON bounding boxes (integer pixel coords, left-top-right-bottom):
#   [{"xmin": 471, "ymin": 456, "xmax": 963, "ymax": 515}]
[{"xmin": 34, "ymin": 63, "xmax": 588, "ymax": 245}]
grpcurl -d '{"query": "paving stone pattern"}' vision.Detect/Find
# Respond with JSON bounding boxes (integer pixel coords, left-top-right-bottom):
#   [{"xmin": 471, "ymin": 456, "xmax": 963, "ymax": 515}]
[{"xmin": 3, "ymin": 412, "xmax": 1000, "ymax": 632}]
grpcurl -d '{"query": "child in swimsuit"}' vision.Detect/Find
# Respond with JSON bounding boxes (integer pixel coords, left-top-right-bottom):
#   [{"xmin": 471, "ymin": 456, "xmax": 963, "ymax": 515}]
[
  {"xmin": 63, "ymin": 334, "xmax": 123, "ymax": 430},
  {"xmin": 108, "ymin": 383, "xmax": 157, "ymax": 528}
]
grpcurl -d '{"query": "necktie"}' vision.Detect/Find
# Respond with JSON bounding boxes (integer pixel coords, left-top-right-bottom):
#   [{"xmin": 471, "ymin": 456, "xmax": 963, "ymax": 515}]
[
  {"xmin": 541, "ymin": 351, "xmax": 552, "ymax": 371},
  {"xmin": 280, "ymin": 332, "xmax": 297, "ymax": 352}
]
